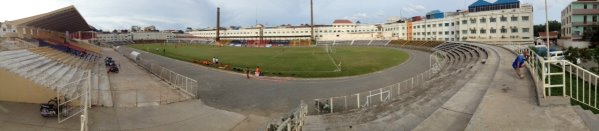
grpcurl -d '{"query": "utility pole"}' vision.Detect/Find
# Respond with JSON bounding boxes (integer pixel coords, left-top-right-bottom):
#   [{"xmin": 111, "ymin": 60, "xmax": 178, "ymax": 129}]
[
  {"xmin": 544, "ymin": 0, "xmax": 550, "ymax": 59},
  {"xmin": 216, "ymin": 6, "xmax": 221, "ymax": 43},
  {"xmin": 310, "ymin": 0, "xmax": 315, "ymax": 44}
]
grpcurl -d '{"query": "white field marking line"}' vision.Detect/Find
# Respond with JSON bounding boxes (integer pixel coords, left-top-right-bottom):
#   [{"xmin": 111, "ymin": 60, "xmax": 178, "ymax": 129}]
[
  {"xmin": 326, "ymin": 50, "xmax": 342, "ymax": 72},
  {"xmin": 0, "ymin": 105, "xmax": 8, "ymax": 113}
]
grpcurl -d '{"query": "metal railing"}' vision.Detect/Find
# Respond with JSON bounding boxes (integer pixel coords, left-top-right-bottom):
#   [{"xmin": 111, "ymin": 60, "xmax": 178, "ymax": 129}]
[
  {"xmin": 115, "ymin": 46, "xmax": 200, "ymax": 99},
  {"xmin": 111, "ymin": 89, "xmax": 191, "ymax": 106},
  {"xmin": 52, "ymin": 70, "xmax": 91, "ymax": 131},
  {"xmin": 136, "ymin": 58, "xmax": 199, "ymax": 99},
  {"xmin": 266, "ymin": 101, "xmax": 309, "ymax": 131},
  {"xmin": 310, "ymin": 50, "xmax": 447, "ymax": 114},
  {"xmin": 507, "ymin": 45, "xmax": 598, "ymax": 112}
]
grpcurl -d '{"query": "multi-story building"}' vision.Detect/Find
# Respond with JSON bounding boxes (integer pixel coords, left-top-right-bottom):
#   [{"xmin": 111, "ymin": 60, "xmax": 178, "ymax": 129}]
[
  {"xmin": 190, "ymin": 0, "xmax": 534, "ymax": 43},
  {"xmin": 561, "ymin": 0, "xmax": 599, "ymax": 40}
]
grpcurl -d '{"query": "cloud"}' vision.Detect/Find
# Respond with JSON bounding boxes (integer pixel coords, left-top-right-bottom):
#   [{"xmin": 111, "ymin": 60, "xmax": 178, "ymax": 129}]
[
  {"xmin": 403, "ymin": 4, "xmax": 427, "ymax": 13},
  {"xmin": 0, "ymin": 0, "xmax": 569, "ymax": 30}
]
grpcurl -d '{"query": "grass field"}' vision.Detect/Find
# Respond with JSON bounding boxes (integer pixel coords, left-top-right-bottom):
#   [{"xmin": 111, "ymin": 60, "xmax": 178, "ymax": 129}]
[{"xmin": 129, "ymin": 44, "xmax": 409, "ymax": 78}]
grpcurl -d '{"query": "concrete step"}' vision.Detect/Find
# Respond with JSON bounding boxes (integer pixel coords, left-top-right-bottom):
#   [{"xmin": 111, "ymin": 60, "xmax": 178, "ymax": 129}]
[
  {"xmin": 97, "ymin": 69, "xmax": 113, "ymax": 107},
  {"xmin": 303, "ymin": 47, "xmax": 480, "ymax": 130},
  {"xmin": 0, "ymin": 53, "xmax": 38, "ymax": 67},
  {"xmin": 413, "ymin": 44, "xmax": 497, "ymax": 131},
  {"xmin": 66, "ymin": 71, "xmax": 89, "ymax": 98},
  {"xmin": 573, "ymin": 105, "xmax": 599, "ymax": 131},
  {"xmin": 25, "ymin": 61, "xmax": 59, "ymax": 80},
  {"xmin": 16, "ymin": 59, "xmax": 52, "ymax": 76}
]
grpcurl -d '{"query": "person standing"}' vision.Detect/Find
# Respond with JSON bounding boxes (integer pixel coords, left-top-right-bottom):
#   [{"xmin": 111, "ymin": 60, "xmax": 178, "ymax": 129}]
[
  {"xmin": 512, "ymin": 52, "xmax": 527, "ymax": 79},
  {"xmin": 246, "ymin": 67, "xmax": 250, "ymax": 79},
  {"xmin": 255, "ymin": 66, "xmax": 261, "ymax": 77}
]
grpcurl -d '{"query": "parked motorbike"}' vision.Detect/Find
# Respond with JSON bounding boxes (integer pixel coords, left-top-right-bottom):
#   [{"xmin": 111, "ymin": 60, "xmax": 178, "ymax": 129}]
[
  {"xmin": 40, "ymin": 97, "xmax": 69, "ymax": 117},
  {"xmin": 314, "ymin": 100, "xmax": 331, "ymax": 113}
]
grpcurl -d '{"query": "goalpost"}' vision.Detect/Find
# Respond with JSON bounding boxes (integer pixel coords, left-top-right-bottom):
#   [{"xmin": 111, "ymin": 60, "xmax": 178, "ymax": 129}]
[{"xmin": 325, "ymin": 44, "xmax": 336, "ymax": 54}]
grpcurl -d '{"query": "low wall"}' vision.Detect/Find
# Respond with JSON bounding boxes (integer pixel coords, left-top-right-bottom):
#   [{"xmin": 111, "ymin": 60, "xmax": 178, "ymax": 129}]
[
  {"xmin": 557, "ymin": 39, "xmax": 590, "ymax": 48},
  {"xmin": 0, "ymin": 69, "xmax": 56, "ymax": 104}
]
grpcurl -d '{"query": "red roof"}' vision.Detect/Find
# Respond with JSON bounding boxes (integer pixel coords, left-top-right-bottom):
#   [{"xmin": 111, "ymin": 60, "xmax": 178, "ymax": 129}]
[
  {"xmin": 538, "ymin": 31, "xmax": 558, "ymax": 39},
  {"xmin": 333, "ymin": 19, "xmax": 353, "ymax": 24}
]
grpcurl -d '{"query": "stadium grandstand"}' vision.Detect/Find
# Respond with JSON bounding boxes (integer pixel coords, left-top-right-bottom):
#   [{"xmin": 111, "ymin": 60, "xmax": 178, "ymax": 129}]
[{"xmin": 0, "ymin": 5, "xmax": 112, "ymax": 106}]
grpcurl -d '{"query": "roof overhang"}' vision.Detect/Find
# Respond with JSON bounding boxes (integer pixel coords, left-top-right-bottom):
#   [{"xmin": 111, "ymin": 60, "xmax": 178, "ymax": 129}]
[{"xmin": 9, "ymin": 5, "xmax": 91, "ymax": 32}]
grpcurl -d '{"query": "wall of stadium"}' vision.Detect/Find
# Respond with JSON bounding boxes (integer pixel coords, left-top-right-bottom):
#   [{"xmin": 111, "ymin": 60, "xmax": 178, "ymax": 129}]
[{"xmin": 0, "ymin": 69, "xmax": 56, "ymax": 104}]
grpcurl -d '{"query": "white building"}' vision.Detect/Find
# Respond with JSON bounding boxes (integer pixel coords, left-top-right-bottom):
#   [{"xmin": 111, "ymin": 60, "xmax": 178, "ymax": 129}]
[
  {"xmin": 190, "ymin": 0, "xmax": 533, "ymax": 43},
  {"xmin": 96, "ymin": 32, "xmax": 177, "ymax": 42},
  {"xmin": 0, "ymin": 21, "xmax": 17, "ymax": 37}
]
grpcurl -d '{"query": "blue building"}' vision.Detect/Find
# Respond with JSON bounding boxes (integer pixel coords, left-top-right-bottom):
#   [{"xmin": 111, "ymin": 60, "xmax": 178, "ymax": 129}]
[
  {"xmin": 468, "ymin": 0, "xmax": 520, "ymax": 12},
  {"xmin": 426, "ymin": 10, "xmax": 445, "ymax": 19}
]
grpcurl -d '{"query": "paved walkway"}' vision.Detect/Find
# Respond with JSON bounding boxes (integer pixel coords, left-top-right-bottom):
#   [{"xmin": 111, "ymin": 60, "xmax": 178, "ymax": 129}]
[
  {"xmin": 464, "ymin": 46, "xmax": 589, "ymax": 130},
  {"xmin": 0, "ymin": 100, "xmax": 266, "ymax": 131},
  {"xmin": 104, "ymin": 48, "xmax": 188, "ymax": 107}
]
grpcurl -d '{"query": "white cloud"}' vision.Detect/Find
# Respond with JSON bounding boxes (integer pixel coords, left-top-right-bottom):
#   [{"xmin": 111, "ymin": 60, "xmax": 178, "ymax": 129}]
[{"xmin": 0, "ymin": 0, "xmax": 569, "ymax": 30}]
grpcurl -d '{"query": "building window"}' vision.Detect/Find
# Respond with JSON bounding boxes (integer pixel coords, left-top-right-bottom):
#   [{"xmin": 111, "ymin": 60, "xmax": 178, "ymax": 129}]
[
  {"xmin": 501, "ymin": 28, "xmax": 507, "ymax": 33},
  {"xmin": 462, "ymin": 20, "xmax": 467, "ymax": 24},
  {"xmin": 490, "ymin": 17, "xmax": 496, "ymax": 22},
  {"xmin": 522, "ymin": 16, "xmax": 529, "ymax": 21},
  {"xmin": 511, "ymin": 16, "xmax": 518, "ymax": 21},
  {"xmin": 594, "ymin": 16, "xmax": 597, "ymax": 22},
  {"xmin": 470, "ymin": 29, "xmax": 476, "ymax": 34},
  {"xmin": 584, "ymin": 4, "xmax": 588, "ymax": 9},
  {"xmin": 462, "ymin": 30, "xmax": 467, "ymax": 34},
  {"xmin": 480, "ymin": 18, "xmax": 486, "ymax": 23},
  {"xmin": 594, "ymin": 4, "xmax": 598, "ymax": 9},
  {"xmin": 480, "ymin": 29, "xmax": 486, "ymax": 34},
  {"xmin": 490, "ymin": 29, "xmax": 497, "ymax": 33},
  {"xmin": 450, "ymin": 23, "xmax": 454, "ymax": 26},
  {"xmin": 511, "ymin": 28, "xmax": 518, "ymax": 33},
  {"xmin": 471, "ymin": 19, "xmax": 476, "ymax": 24},
  {"xmin": 500, "ymin": 16, "xmax": 507, "ymax": 22},
  {"xmin": 523, "ymin": 28, "xmax": 530, "ymax": 33},
  {"xmin": 439, "ymin": 24, "xmax": 443, "ymax": 27}
]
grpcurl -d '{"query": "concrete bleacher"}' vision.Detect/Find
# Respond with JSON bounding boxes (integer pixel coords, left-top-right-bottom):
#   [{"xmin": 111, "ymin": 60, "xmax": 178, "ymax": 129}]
[
  {"xmin": 0, "ymin": 39, "xmax": 37, "ymax": 51},
  {"xmin": 0, "ymin": 47, "xmax": 113, "ymax": 106},
  {"xmin": 304, "ymin": 42, "xmax": 491, "ymax": 130},
  {"xmin": 369, "ymin": 40, "xmax": 390, "ymax": 46},
  {"xmin": 333, "ymin": 40, "xmax": 352, "ymax": 46},
  {"xmin": 351, "ymin": 40, "xmax": 370, "ymax": 46}
]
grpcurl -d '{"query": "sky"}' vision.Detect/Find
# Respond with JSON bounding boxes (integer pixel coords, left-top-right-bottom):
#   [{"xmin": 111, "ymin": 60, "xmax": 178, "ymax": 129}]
[{"xmin": 0, "ymin": 0, "xmax": 574, "ymax": 31}]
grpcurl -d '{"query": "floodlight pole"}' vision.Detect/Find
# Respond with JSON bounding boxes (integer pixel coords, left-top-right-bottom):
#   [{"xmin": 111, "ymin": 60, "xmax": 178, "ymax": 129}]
[{"xmin": 310, "ymin": 0, "xmax": 315, "ymax": 45}]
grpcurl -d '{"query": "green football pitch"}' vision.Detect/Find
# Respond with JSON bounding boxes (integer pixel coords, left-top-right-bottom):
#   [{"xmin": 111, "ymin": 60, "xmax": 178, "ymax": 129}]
[{"xmin": 129, "ymin": 44, "xmax": 409, "ymax": 78}]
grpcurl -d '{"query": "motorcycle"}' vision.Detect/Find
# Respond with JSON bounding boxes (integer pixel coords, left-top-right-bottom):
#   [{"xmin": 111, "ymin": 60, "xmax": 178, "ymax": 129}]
[
  {"xmin": 314, "ymin": 100, "xmax": 331, "ymax": 113},
  {"xmin": 40, "ymin": 97, "xmax": 69, "ymax": 117}
]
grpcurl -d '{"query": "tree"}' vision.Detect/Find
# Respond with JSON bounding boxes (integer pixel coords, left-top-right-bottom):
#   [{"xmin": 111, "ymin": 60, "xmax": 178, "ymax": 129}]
[
  {"xmin": 533, "ymin": 20, "xmax": 561, "ymax": 37},
  {"xmin": 564, "ymin": 47, "xmax": 580, "ymax": 63},
  {"xmin": 582, "ymin": 25, "xmax": 599, "ymax": 47}
]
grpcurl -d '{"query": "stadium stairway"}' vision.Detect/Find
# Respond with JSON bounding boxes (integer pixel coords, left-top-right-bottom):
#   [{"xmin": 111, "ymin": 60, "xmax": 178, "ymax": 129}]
[
  {"xmin": 303, "ymin": 42, "xmax": 492, "ymax": 130},
  {"xmin": 0, "ymin": 47, "xmax": 113, "ymax": 106}
]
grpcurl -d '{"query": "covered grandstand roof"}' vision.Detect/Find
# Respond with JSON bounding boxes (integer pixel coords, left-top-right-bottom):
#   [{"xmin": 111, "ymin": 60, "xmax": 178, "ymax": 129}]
[
  {"xmin": 9, "ymin": 5, "xmax": 91, "ymax": 32},
  {"xmin": 469, "ymin": 0, "xmax": 492, "ymax": 7}
]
